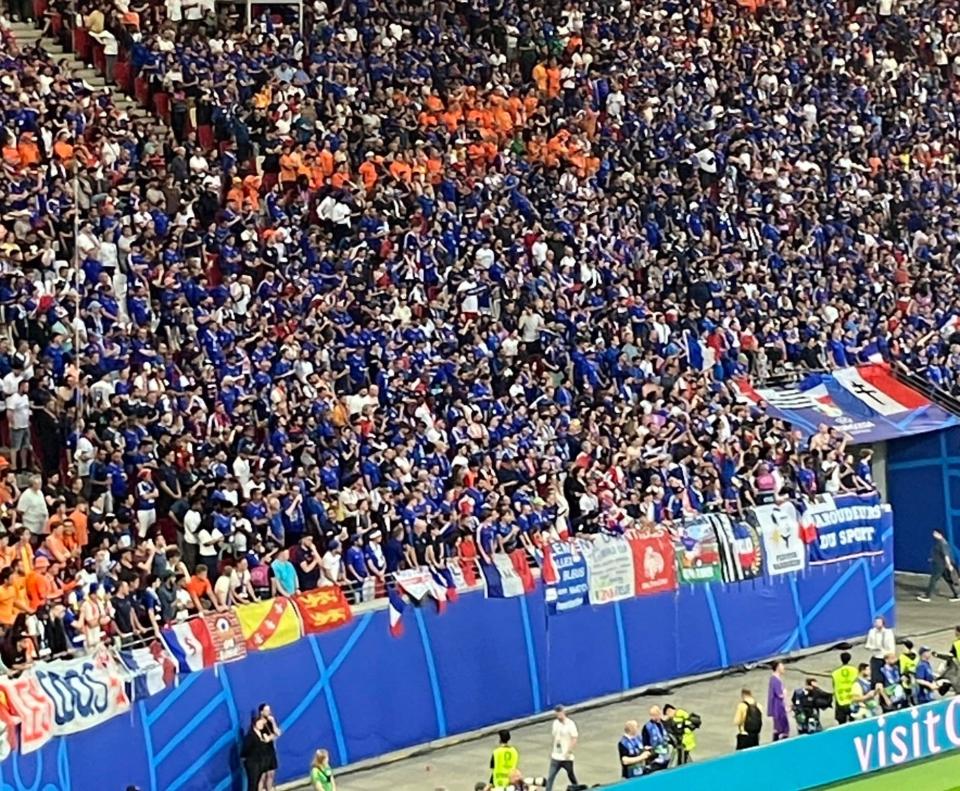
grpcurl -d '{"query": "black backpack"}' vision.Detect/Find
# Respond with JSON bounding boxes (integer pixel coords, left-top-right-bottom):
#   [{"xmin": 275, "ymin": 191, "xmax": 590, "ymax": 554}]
[{"xmin": 744, "ymin": 703, "xmax": 763, "ymax": 735}]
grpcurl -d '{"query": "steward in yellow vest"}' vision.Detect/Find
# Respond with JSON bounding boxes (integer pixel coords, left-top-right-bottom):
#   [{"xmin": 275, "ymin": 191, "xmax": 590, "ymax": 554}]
[
  {"xmin": 832, "ymin": 651, "xmax": 859, "ymax": 724},
  {"xmin": 663, "ymin": 704, "xmax": 699, "ymax": 764},
  {"xmin": 490, "ymin": 730, "xmax": 520, "ymax": 787}
]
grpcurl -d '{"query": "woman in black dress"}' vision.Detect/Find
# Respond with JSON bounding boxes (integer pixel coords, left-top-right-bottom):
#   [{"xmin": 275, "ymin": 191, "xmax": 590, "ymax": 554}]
[{"xmin": 242, "ymin": 703, "xmax": 281, "ymax": 791}]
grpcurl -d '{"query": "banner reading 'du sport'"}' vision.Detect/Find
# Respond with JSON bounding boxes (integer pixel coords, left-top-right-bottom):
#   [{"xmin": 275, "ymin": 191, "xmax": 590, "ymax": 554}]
[
  {"xmin": 734, "ymin": 362, "xmax": 958, "ymax": 441},
  {"xmin": 806, "ymin": 492, "xmax": 889, "ymax": 565}
]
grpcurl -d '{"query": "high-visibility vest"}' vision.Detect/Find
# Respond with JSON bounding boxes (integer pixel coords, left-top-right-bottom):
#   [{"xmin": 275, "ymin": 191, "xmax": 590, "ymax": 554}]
[
  {"xmin": 674, "ymin": 709, "xmax": 696, "ymax": 752},
  {"xmin": 953, "ymin": 639, "xmax": 960, "ymax": 660},
  {"xmin": 899, "ymin": 652, "xmax": 918, "ymax": 677},
  {"xmin": 492, "ymin": 745, "xmax": 519, "ymax": 786},
  {"xmin": 832, "ymin": 665, "xmax": 859, "ymax": 707}
]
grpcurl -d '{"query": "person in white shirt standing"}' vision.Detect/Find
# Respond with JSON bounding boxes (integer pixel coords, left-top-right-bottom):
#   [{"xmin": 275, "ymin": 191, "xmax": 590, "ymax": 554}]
[
  {"xmin": 545, "ymin": 706, "xmax": 579, "ymax": 791},
  {"xmin": 865, "ymin": 616, "xmax": 896, "ymax": 688},
  {"xmin": 6, "ymin": 379, "xmax": 32, "ymax": 472}
]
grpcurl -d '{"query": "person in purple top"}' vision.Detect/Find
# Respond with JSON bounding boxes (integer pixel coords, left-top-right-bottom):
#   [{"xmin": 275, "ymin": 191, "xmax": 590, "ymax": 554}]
[{"xmin": 767, "ymin": 661, "xmax": 790, "ymax": 741}]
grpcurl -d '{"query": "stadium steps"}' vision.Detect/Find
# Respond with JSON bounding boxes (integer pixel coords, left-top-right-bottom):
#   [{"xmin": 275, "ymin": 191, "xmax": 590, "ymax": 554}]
[{"xmin": 7, "ymin": 21, "xmax": 156, "ymax": 124}]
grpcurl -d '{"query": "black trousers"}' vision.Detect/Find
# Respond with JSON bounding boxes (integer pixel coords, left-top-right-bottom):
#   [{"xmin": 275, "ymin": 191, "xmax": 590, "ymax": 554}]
[
  {"xmin": 870, "ymin": 657, "xmax": 884, "ymax": 688},
  {"xmin": 736, "ymin": 733, "xmax": 759, "ymax": 750},
  {"xmin": 835, "ymin": 704, "xmax": 851, "ymax": 725}
]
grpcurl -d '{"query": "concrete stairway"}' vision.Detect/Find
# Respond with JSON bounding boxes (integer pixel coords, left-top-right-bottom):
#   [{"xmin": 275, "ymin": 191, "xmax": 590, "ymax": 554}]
[{"xmin": 6, "ymin": 20, "xmax": 159, "ymax": 128}]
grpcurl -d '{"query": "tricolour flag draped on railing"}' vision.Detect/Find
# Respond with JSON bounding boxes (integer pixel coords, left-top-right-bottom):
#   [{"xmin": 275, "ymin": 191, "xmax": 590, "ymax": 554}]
[
  {"xmin": 480, "ymin": 549, "xmax": 535, "ymax": 598},
  {"xmin": 235, "ymin": 597, "xmax": 303, "ymax": 652},
  {"xmin": 387, "ymin": 587, "xmax": 406, "ymax": 638},
  {"xmin": 118, "ymin": 639, "xmax": 178, "ymax": 699},
  {"xmin": 162, "ymin": 618, "xmax": 216, "ymax": 673},
  {"xmin": 292, "ymin": 588, "xmax": 353, "ymax": 635}
]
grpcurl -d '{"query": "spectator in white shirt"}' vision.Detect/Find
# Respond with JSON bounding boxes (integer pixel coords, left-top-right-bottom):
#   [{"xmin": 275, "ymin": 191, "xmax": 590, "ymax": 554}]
[
  {"xmin": 864, "ymin": 616, "xmax": 896, "ymax": 687},
  {"xmin": 6, "ymin": 380, "xmax": 31, "ymax": 471}
]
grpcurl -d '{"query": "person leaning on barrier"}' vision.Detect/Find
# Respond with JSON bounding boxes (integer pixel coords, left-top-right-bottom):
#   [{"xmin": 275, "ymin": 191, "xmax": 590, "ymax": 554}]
[
  {"xmin": 491, "ymin": 730, "xmax": 520, "ymax": 787},
  {"xmin": 662, "ymin": 704, "xmax": 699, "ymax": 765},
  {"xmin": 832, "ymin": 652, "xmax": 859, "ymax": 725}
]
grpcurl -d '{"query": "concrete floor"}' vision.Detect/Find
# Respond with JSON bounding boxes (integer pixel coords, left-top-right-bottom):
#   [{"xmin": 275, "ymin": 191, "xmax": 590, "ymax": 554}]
[{"xmin": 297, "ymin": 575, "xmax": 959, "ymax": 791}]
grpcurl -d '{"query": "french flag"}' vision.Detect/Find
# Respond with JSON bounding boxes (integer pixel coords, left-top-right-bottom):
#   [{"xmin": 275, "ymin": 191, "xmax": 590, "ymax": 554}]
[
  {"xmin": 430, "ymin": 567, "xmax": 458, "ymax": 612},
  {"xmin": 683, "ymin": 330, "xmax": 716, "ymax": 372},
  {"xmin": 120, "ymin": 640, "xmax": 178, "ymax": 699},
  {"xmin": 731, "ymin": 522, "xmax": 757, "ymax": 571},
  {"xmin": 162, "ymin": 620, "xmax": 216, "ymax": 673},
  {"xmin": 859, "ymin": 341, "xmax": 884, "ymax": 364},
  {"xmin": 795, "ymin": 500, "xmax": 818, "ymax": 545},
  {"xmin": 481, "ymin": 549, "xmax": 536, "ymax": 598},
  {"xmin": 388, "ymin": 587, "xmax": 406, "ymax": 638}
]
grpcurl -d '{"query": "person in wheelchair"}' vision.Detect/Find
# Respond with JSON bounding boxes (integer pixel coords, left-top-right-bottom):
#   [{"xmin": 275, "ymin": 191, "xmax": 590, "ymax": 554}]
[{"xmin": 791, "ymin": 678, "xmax": 832, "ymax": 735}]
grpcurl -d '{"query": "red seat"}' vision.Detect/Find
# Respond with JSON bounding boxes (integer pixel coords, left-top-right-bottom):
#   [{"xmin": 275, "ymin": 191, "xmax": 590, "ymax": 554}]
[
  {"xmin": 92, "ymin": 43, "xmax": 106, "ymax": 75},
  {"xmin": 134, "ymin": 76, "xmax": 150, "ymax": 108},
  {"xmin": 50, "ymin": 11, "xmax": 63, "ymax": 38},
  {"xmin": 152, "ymin": 91, "xmax": 170, "ymax": 123},
  {"xmin": 32, "ymin": 0, "xmax": 48, "ymax": 21},
  {"xmin": 73, "ymin": 27, "xmax": 91, "ymax": 62},
  {"xmin": 114, "ymin": 60, "xmax": 133, "ymax": 93},
  {"xmin": 197, "ymin": 124, "xmax": 215, "ymax": 150}
]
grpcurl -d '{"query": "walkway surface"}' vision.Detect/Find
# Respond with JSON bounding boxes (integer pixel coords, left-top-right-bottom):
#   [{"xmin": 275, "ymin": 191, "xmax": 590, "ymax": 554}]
[{"xmin": 294, "ymin": 575, "xmax": 958, "ymax": 791}]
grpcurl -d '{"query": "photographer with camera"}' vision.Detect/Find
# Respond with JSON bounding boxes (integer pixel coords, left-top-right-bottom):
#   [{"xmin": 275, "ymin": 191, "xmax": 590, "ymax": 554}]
[
  {"xmin": 791, "ymin": 678, "xmax": 832, "ymax": 735},
  {"xmin": 663, "ymin": 704, "xmax": 700, "ymax": 765}
]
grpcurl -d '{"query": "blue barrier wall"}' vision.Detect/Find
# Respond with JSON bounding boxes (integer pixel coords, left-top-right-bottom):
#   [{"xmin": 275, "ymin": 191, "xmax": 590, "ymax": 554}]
[
  {"xmin": 887, "ymin": 426, "xmax": 960, "ymax": 572},
  {"xmin": 0, "ymin": 533, "xmax": 894, "ymax": 791},
  {"xmin": 609, "ymin": 695, "xmax": 960, "ymax": 791}
]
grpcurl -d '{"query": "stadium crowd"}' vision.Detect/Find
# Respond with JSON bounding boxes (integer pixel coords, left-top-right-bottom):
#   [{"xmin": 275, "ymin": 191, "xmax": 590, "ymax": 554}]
[{"xmin": 0, "ymin": 0, "xmax": 953, "ymax": 664}]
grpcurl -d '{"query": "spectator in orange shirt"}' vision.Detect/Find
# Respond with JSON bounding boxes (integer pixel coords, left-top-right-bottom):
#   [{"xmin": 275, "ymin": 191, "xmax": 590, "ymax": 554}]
[
  {"xmin": 532, "ymin": 60, "xmax": 548, "ymax": 94},
  {"xmin": 68, "ymin": 500, "xmax": 89, "ymax": 549},
  {"xmin": 185, "ymin": 564, "xmax": 220, "ymax": 612},
  {"xmin": 17, "ymin": 132, "xmax": 40, "ymax": 168},
  {"xmin": 12, "ymin": 529, "xmax": 33, "ymax": 575},
  {"xmin": 359, "ymin": 152, "xmax": 379, "ymax": 192},
  {"xmin": 0, "ymin": 532, "xmax": 14, "ymax": 572},
  {"xmin": 44, "ymin": 522, "xmax": 72, "ymax": 565},
  {"xmin": 0, "ymin": 567, "xmax": 29, "ymax": 628},
  {"xmin": 25, "ymin": 556, "xmax": 54, "ymax": 611}
]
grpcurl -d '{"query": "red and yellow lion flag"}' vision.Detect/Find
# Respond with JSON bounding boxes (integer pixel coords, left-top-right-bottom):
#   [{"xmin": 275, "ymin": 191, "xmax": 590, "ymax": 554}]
[
  {"xmin": 292, "ymin": 588, "xmax": 353, "ymax": 636},
  {"xmin": 235, "ymin": 597, "xmax": 303, "ymax": 652}
]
